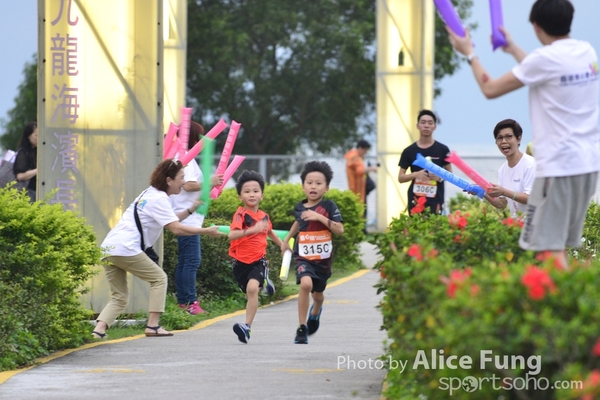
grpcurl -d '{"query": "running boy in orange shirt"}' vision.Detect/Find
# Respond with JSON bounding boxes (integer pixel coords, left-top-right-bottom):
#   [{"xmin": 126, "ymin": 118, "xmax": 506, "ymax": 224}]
[
  {"xmin": 229, "ymin": 170, "xmax": 283, "ymax": 343},
  {"xmin": 282, "ymin": 161, "xmax": 344, "ymax": 344}
]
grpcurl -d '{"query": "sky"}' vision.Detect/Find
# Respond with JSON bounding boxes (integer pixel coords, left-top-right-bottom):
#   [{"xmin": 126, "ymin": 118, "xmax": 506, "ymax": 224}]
[
  {"xmin": 0, "ymin": 1, "xmax": 37, "ymax": 132},
  {"xmin": 1, "ymin": 1, "xmax": 599, "ymax": 156}
]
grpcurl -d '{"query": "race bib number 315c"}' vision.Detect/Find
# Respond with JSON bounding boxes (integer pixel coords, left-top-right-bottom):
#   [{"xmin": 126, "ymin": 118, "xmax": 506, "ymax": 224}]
[{"xmin": 298, "ymin": 230, "xmax": 333, "ymax": 260}]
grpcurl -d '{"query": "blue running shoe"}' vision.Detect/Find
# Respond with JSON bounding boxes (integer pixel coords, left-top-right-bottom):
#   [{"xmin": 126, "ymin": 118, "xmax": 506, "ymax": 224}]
[
  {"xmin": 307, "ymin": 305, "xmax": 322, "ymax": 335},
  {"xmin": 263, "ymin": 266, "xmax": 275, "ymax": 296},
  {"xmin": 233, "ymin": 323, "xmax": 251, "ymax": 343},
  {"xmin": 294, "ymin": 324, "xmax": 309, "ymax": 344}
]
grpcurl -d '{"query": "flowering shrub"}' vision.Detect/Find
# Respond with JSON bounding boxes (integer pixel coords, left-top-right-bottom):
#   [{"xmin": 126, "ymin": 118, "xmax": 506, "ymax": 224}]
[
  {"xmin": 371, "ymin": 206, "xmax": 531, "ymax": 271},
  {"xmin": 410, "ymin": 196, "xmax": 427, "ymax": 215},
  {"xmin": 372, "ymin": 200, "xmax": 600, "ymax": 399}
]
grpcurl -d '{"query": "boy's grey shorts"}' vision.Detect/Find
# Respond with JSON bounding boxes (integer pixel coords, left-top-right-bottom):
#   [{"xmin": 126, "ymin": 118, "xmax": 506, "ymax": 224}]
[{"xmin": 519, "ymin": 172, "xmax": 598, "ymax": 251}]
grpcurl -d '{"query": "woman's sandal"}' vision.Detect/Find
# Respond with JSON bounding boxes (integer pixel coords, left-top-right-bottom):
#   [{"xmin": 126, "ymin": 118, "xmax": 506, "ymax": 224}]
[
  {"xmin": 92, "ymin": 331, "xmax": 107, "ymax": 339},
  {"xmin": 145, "ymin": 325, "xmax": 174, "ymax": 337}
]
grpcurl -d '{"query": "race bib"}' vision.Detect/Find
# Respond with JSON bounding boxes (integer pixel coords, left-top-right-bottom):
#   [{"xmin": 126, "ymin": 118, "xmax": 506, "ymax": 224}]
[
  {"xmin": 298, "ymin": 230, "xmax": 333, "ymax": 260},
  {"xmin": 413, "ymin": 179, "xmax": 437, "ymax": 198}
]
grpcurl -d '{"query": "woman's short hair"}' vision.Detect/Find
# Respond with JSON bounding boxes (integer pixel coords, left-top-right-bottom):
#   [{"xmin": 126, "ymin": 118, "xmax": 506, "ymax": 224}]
[
  {"xmin": 150, "ymin": 159, "xmax": 183, "ymax": 192},
  {"xmin": 493, "ymin": 119, "xmax": 523, "ymax": 140}
]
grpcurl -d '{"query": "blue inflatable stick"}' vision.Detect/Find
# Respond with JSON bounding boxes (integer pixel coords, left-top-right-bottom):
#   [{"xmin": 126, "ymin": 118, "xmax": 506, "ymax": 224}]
[{"xmin": 412, "ymin": 153, "xmax": 485, "ymax": 198}]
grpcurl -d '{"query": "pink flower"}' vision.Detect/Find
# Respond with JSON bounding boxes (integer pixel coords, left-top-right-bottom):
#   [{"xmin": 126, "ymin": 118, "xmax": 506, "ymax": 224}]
[
  {"xmin": 440, "ymin": 268, "xmax": 473, "ymax": 298},
  {"xmin": 411, "ymin": 196, "xmax": 427, "ymax": 215},
  {"xmin": 501, "ymin": 217, "xmax": 524, "ymax": 228},
  {"xmin": 592, "ymin": 338, "xmax": 600, "ymax": 357},
  {"xmin": 520, "ymin": 266, "xmax": 557, "ymax": 301},
  {"xmin": 447, "ymin": 282, "xmax": 458, "ymax": 298},
  {"xmin": 448, "ymin": 211, "xmax": 468, "ymax": 230},
  {"xmin": 580, "ymin": 370, "xmax": 600, "ymax": 399},
  {"xmin": 407, "ymin": 244, "xmax": 423, "ymax": 261}
]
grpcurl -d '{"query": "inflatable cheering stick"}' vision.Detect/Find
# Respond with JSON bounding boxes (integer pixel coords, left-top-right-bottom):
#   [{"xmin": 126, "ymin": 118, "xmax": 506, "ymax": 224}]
[
  {"xmin": 445, "ymin": 151, "xmax": 492, "ymax": 190},
  {"xmin": 434, "ymin": 0, "xmax": 466, "ymax": 37},
  {"xmin": 412, "ymin": 153, "xmax": 485, "ymax": 198},
  {"xmin": 490, "ymin": 0, "xmax": 508, "ymax": 50}
]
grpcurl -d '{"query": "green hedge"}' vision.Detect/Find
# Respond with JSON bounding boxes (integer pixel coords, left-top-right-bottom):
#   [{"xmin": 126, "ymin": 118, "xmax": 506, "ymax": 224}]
[
  {"xmin": 371, "ymin": 201, "xmax": 600, "ymax": 399},
  {"xmin": 0, "ymin": 188, "xmax": 103, "ymax": 371}
]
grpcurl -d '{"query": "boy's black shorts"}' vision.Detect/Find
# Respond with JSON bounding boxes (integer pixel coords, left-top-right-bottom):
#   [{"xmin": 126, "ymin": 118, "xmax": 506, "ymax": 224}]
[
  {"xmin": 295, "ymin": 262, "xmax": 331, "ymax": 293},
  {"xmin": 232, "ymin": 257, "xmax": 267, "ymax": 293}
]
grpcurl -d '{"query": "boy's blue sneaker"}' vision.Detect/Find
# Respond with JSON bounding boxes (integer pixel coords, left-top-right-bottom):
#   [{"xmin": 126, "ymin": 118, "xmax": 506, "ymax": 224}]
[
  {"xmin": 307, "ymin": 305, "xmax": 322, "ymax": 335},
  {"xmin": 262, "ymin": 267, "xmax": 275, "ymax": 296},
  {"xmin": 233, "ymin": 323, "xmax": 251, "ymax": 343},
  {"xmin": 294, "ymin": 324, "xmax": 309, "ymax": 344}
]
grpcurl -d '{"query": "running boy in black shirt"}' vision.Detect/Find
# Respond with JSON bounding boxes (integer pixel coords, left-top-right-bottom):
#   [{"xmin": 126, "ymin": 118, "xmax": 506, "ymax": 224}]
[{"xmin": 282, "ymin": 161, "xmax": 344, "ymax": 344}]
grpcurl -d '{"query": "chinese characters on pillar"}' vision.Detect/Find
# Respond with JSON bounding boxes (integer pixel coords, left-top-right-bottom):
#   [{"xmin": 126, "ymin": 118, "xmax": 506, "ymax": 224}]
[{"xmin": 48, "ymin": 0, "xmax": 80, "ymax": 211}]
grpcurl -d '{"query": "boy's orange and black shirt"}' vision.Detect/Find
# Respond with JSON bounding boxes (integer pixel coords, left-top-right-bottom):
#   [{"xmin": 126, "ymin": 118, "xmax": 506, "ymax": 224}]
[{"xmin": 228, "ymin": 206, "xmax": 272, "ymax": 264}]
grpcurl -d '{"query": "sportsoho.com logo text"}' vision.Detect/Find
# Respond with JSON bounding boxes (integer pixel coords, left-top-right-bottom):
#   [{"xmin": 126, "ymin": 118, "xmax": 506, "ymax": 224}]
[{"xmin": 440, "ymin": 375, "xmax": 582, "ymax": 396}]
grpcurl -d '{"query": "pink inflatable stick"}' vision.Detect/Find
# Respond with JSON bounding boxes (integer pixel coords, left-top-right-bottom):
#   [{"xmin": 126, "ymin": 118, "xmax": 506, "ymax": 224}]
[
  {"xmin": 177, "ymin": 107, "xmax": 193, "ymax": 158},
  {"xmin": 214, "ymin": 120, "xmax": 241, "ymax": 183},
  {"xmin": 163, "ymin": 122, "xmax": 179, "ymax": 159},
  {"xmin": 490, "ymin": 0, "xmax": 507, "ymax": 50},
  {"xmin": 445, "ymin": 151, "xmax": 492, "ymax": 189},
  {"xmin": 165, "ymin": 137, "xmax": 182, "ymax": 160},
  {"xmin": 210, "ymin": 155, "xmax": 245, "ymax": 199},
  {"xmin": 434, "ymin": 0, "xmax": 466, "ymax": 37},
  {"xmin": 179, "ymin": 119, "xmax": 228, "ymax": 166}
]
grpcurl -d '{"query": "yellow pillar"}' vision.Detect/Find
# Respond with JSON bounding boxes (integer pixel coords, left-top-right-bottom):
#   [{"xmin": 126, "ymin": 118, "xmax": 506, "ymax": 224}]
[
  {"xmin": 163, "ymin": 0, "xmax": 187, "ymax": 132},
  {"xmin": 376, "ymin": 0, "xmax": 434, "ymax": 230},
  {"xmin": 38, "ymin": 0, "xmax": 163, "ymax": 312}
]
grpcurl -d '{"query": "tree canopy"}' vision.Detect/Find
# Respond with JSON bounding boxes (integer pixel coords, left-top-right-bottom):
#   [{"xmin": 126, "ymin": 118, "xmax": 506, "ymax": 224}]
[
  {"xmin": 187, "ymin": 0, "xmax": 377, "ymax": 156},
  {"xmin": 0, "ymin": 55, "xmax": 37, "ymax": 151}
]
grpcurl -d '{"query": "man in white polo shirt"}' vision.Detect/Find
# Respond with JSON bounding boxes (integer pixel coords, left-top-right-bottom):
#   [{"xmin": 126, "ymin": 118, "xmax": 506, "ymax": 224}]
[{"xmin": 446, "ymin": 0, "xmax": 599, "ymax": 268}]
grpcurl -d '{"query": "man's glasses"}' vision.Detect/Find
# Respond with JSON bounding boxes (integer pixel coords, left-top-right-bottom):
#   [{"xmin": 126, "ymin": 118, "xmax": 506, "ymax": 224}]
[{"xmin": 495, "ymin": 134, "xmax": 514, "ymax": 143}]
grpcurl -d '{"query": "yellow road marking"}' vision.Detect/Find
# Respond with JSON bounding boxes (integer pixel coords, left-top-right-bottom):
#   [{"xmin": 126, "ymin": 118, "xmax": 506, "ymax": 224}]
[
  {"xmin": 273, "ymin": 368, "xmax": 345, "ymax": 375},
  {"xmin": 74, "ymin": 368, "xmax": 145, "ymax": 373}
]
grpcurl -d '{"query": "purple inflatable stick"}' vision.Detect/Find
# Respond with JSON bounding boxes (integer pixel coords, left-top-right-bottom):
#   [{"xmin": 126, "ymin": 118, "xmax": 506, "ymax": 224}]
[
  {"xmin": 434, "ymin": 0, "xmax": 466, "ymax": 37},
  {"xmin": 490, "ymin": 0, "xmax": 507, "ymax": 50}
]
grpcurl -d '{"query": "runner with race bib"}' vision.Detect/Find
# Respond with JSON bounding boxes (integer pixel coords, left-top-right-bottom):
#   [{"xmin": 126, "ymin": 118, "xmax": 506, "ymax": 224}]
[
  {"xmin": 398, "ymin": 110, "xmax": 452, "ymax": 215},
  {"xmin": 281, "ymin": 161, "xmax": 344, "ymax": 345}
]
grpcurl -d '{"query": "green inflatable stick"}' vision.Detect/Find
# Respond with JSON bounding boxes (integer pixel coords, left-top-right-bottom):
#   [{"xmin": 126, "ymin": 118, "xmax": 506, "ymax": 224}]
[
  {"xmin": 214, "ymin": 225, "xmax": 289, "ymax": 241},
  {"xmin": 197, "ymin": 138, "xmax": 215, "ymax": 215}
]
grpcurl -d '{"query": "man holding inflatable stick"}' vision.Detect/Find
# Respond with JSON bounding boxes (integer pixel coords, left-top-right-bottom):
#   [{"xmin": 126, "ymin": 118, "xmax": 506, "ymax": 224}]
[
  {"xmin": 446, "ymin": 0, "xmax": 600, "ymax": 268},
  {"xmin": 398, "ymin": 110, "xmax": 452, "ymax": 215}
]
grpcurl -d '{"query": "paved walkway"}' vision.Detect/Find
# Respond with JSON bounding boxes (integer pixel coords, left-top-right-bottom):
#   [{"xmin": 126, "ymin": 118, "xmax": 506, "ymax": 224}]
[{"xmin": 0, "ymin": 243, "xmax": 385, "ymax": 400}]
